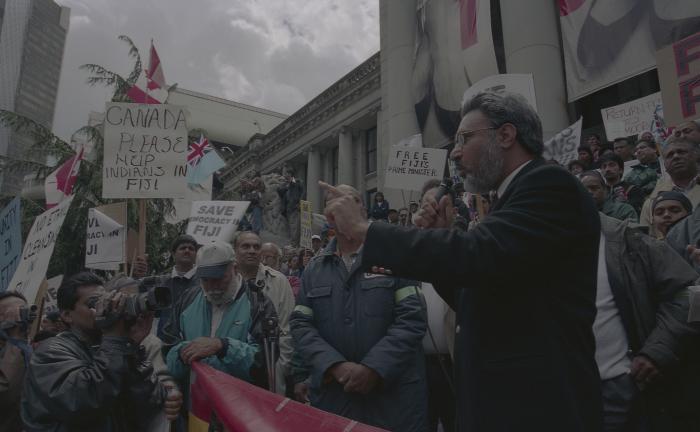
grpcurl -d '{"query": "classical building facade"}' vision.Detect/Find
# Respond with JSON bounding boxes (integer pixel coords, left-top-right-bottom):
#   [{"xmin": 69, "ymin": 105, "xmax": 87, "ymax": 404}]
[
  {"xmin": 220, "ymin": 52, "xmax": 381, "ymax": 213},
  {"xmin": 0, "ymin": 0, "xmax": 70, "ymax": 194}
]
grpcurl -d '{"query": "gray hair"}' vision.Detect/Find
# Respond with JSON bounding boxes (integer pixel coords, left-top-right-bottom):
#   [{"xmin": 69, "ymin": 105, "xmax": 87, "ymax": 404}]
[{"xmin": 461, "ymin": 91, "xmax": 543, "ymax": 156}]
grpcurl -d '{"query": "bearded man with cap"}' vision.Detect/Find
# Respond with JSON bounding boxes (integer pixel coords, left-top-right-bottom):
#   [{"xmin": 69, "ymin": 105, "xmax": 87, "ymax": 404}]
[{"xmin": 165, "ymin": 240, "xmax": 278, "ymax": 389}]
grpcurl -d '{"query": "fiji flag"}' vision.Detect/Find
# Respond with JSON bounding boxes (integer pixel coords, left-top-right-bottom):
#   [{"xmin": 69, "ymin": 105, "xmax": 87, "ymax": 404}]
[{"xmin": 187, "ymin": 135, "xmax": 225, "ymax": 186}]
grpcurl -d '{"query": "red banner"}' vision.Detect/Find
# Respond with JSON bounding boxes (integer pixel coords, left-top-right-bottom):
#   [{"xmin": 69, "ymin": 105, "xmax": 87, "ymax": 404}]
[{"xmin": 189, "ymin": 362, "xmax": 387, "ymax": 432}]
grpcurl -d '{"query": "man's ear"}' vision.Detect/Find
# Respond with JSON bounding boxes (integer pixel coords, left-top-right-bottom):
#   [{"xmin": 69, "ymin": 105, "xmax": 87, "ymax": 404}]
[
  {"xmin": 498, "ymin": 123, "xmax": 518, "ymax": 150},
  {"xmin": 60, "ymin": 310, "xmax": 73, "ymax": 326}
]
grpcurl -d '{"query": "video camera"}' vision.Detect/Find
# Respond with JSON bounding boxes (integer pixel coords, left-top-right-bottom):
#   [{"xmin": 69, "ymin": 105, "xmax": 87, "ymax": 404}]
[
  {"xmin": 0, "ymin": 304, "xmax": 38, "ymax": 331},
  {"xmin": 93, "ymin": 286, "xmax": 171, "ymax": 328}
]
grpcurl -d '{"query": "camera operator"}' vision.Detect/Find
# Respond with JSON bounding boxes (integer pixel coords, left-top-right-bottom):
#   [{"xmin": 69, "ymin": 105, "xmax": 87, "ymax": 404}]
[
  {"xmin": 1, "ymin": 291, "xmax": 32, "ymax": 432},
  {"xmin": 21, "ymin": 272, "xmax": 182, "ymax": 432}
]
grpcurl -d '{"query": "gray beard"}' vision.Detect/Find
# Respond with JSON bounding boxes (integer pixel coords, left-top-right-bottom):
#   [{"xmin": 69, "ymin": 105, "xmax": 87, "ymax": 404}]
[{"xmin": 463, "ymin": 137, "xmax": 504, "ymax": 194}]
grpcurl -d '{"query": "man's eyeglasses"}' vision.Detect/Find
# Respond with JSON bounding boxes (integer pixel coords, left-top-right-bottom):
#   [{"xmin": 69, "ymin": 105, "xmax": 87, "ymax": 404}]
[{"xmin": 454, "ymin": 127, "xmax": 497, "ymax": 148}]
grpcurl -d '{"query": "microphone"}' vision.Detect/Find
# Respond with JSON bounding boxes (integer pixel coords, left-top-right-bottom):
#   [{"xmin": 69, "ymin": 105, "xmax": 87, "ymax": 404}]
[{"xmin": 433, "ymin": 178, "xmax": 453, "ymax": 203}]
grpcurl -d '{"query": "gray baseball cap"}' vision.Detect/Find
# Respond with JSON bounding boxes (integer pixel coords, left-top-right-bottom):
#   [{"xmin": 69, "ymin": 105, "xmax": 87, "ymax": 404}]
[{"xmin": 196, "ymin": 240, "xmax": 235, "ymax": 279}]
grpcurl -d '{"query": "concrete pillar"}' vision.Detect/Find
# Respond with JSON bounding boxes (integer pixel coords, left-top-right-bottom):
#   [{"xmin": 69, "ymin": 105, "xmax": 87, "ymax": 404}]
[
  {"xmin": 337, "ymin": 127, "xmax": 354, "ymax": 186},
  {"xmin": 306, "ymin": 147, "xmax": 322, "ymax": 213},
  {"xmin": 500, "ymin": 0, "xmax": 569, "ymax": 139},
  {"xmin": 378, "ymin": 0, "xmax": 420, "ymax": 204}
]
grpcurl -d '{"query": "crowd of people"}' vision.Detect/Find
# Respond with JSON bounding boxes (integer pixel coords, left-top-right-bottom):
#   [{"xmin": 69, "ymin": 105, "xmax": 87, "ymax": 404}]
[{"xmin": 2, "ymin": 92, "xmax": 700, "ymax": 432}]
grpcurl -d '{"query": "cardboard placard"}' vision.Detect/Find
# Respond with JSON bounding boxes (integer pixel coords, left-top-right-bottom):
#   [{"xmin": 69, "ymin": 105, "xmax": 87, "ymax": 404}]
[
  {"xmin": 102, "ymin": 103, "xmax": 189, "ymax": 198},
  {"xmin": 543, "ymin": 117, "xmax": 583, "ymax": 166},
  {"xmin": 0, "ymin": 197, "xmax": 21, "ymax": 292},
  {"xmin": 657, "ymin": 31, "xmax": 700, "ymax": 127},
  {"xmin": 85, "ymin": 208, "xmax": 125, "ymax": 270},
  {"xmin": 299, "ymin": 200, "xmax": 313, "ymax": 249},
  {"xmin": 8, "ymin": 196, "xmax": 73, "ymax": 304},
  {"xmin": 601, "ymin": 92, "xmax": 665, "ymax": 140},
  {"xmin": 186, "ymin": 201, "xmax": 250, "ymax": 244},
  {"xmin": 384, "ymin": 146, "xmax": 447, "ymax": 192}
]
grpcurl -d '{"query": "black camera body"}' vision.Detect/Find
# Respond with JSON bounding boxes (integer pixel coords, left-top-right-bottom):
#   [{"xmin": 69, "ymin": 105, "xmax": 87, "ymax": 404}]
[{"xmin": 95, "ymin": 286, "xmax": 171, "ymax": 328}]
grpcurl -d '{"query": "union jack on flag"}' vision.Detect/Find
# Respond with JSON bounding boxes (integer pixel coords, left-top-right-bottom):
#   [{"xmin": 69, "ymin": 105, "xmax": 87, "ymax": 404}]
[
  {"xmin": 188, "ymin": 135, "xmax": 212, "ymax": 166},
  {"xmin": 186, "ymin": 134, "xmax": 226, "ymax": 186}
]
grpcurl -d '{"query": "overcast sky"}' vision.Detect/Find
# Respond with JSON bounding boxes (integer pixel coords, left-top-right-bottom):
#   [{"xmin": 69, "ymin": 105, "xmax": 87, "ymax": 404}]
[{"xmin": 52, "ymin": 0, "xmax": 379, "ymax": 141}]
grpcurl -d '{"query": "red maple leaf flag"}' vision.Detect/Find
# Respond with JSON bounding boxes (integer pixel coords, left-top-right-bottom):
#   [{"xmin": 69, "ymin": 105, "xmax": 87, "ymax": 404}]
[
  {"xmin": 146, "ymin": 41, "xmax": 166, "ymax": 91},
  {"xmin": 45, "ymin": 147, "xmax": 84, "ymax": 209}
]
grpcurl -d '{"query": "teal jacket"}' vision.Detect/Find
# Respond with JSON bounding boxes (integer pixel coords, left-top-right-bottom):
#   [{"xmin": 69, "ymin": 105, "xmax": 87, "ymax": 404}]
[{"xmin": 165, "ymin": 283, "xmax": 277, "ymax": 386}]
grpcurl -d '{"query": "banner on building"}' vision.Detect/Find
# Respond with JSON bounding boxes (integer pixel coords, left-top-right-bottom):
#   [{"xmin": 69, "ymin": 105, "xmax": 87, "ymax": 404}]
[
  {"xmin": 299, "ymin": 200, "xmax": 313, "ymax": 249},
  {"xmin": 189, "ymin": 362, "xmax": 387, "ymax": 432},
  {"xmin": 412, "ymin": 0, "xmax": 499, "ymax": 148},
  {"xmin": 102, "ymin": 103, "xmax": 189, "ymax": 199},
  {"xmin": 543, "ymin": 117, "xmax": 583, "ymax": 166},
  {"xmin": 384, "ymin": 146, "xmax": 447, "ymax": 192},
  {"xmin": 8, "ymin": 196, "xmax": 73, "ymax": 304},
  {"xmin": 85, "ymin": 208, "xmax": 125, "ymax": 271},
  {"xmin": 657, "ymin": 30, "xmax": 700, "ymax": 127},
  {"xmin": 0, "ymin": 197, "xmax": 21, "ymax": 292},
  {"xmin": 601, "ymin": 92, "xmax": 665, "ymax": 140},
  {"xmin": 186, "ymin": 201, "xmax": 249, "ymax": 245},
  {"xmin": 461, "ymin": 74, "xmax": 538, "ymax": 112},
  {"xmin": 43, "ymin": 274, "xmax": 64, "ymax": 310},
  {"xmin": 559, "ymin": 0, "xmax": 700, "ymax": 101}
]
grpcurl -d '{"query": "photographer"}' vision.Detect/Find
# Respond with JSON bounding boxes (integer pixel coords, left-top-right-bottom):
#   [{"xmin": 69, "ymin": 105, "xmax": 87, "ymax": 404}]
[
  {"xmin": 21, "ymin": 272, "xmax": 181, "ymax": 432},
  {"xmin": 1, "ymin": 291, "xmax": 32, "ymax": 432}
]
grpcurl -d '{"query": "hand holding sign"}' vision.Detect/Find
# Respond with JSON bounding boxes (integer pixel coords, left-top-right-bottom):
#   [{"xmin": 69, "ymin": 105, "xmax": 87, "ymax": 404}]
[{"xmin": 319, "ymin": 181, "xmax": 369, "ymax": 243}]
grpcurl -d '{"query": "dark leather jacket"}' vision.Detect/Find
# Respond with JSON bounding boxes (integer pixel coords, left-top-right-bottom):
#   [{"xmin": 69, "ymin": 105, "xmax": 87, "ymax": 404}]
[{"xmin": 21, "ymin": 331, "xmax": 166, "ymax": 432}]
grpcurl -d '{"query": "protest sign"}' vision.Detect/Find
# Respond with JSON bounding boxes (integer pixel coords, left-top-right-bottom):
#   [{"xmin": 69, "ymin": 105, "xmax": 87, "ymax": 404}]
[
  {"xmin": 8, "ymin": 196, "xmax": 73, "ymax": 303},
  {"xmin": 102, "ymin": 103, "xmax": 189, "ymax": 198},
  {"xmin": 543, "ymin": 117, "xmax": 583, "ymax": 166},
  {"xmin": 601, "ymin": 93, "xmax": 665, "ymax": 140},
  {"xmin": 384, "ymin": 146, "xmax": 447, "ymax": 192},
  {"xmin": 85, "ymin": 208, "xmax": 125, "ymax": 270},
  {"xmin": 299, "ymin": 200, "xmax": 313, "ymax": 249},
  {"xmin": 186, "ymin": 201, "xmax": 249, "ymax": 244},
  {"xmin": 0, "ymin": 197, "xmax": 21, "ymax": 292},
  {"xmin": 657, "ymin": 31, "xmax": 700, "ymax": 127},
  {"xmin": 43, "ymin": 274, "xmax": 64, "ymax": 310},
  {"xmin": 461, "ymin": 74, "xmax": 538, "ymax": 112}
]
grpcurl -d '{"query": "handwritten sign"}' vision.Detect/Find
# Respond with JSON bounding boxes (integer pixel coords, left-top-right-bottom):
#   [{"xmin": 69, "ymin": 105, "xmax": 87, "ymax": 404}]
[
  {"xmin": 8, "ymin": 196, "xmax": 73, "ymax": 303},
  {"xmin": 543, "ymin": 117, "xmax": 583, "ymax": 166},
  {"xmin": 102, "ymin": 103, "xmax": 188, "ymax": 198},
  {"xmin": 85, "ymin": 208, "xmax": 125, "ymax": 270},
  {"xmin": 657, "ymin": 30, "xmax": 700, "ymax": 126},
  {"xmin": 299, "ymin": 200, "xmax": 313, "ymax": 249},
  {"xmin": 186, "ymin": 201, "xmax": 250, "ymax": 244},
  {"xmin": 384, "ymin": 146, "xmax": 447, "ymax": 192},
  {"xmin": 0, "ymin": 197, "xmax": 21, "ymax": 292},
  {"xmin": 601, "ymin": 93, "xmax": 665, "ymax": 140},
  {"xmin": 43, "ymin": 274, "xmax": 64, "ymax": 310}
]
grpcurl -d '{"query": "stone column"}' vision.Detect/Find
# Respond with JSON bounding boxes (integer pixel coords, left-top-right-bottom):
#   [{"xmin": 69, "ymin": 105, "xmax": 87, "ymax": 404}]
[
  {"xmin": 306, "ymin": 146, "xmax": 322, "ymax": 213},
  {"xmin": 500, "ymin": 0, "xmax": 569, "ymax": 139},
  {"xmin": 337, "ymin": 127, "xmax": 355, "ymax": 186}
]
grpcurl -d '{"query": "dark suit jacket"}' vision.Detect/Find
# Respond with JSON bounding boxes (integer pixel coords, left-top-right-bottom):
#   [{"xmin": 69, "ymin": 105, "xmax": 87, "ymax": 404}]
[{"xmin": 362, "ymin": 159, "xmax": 603, "ymax": 432}]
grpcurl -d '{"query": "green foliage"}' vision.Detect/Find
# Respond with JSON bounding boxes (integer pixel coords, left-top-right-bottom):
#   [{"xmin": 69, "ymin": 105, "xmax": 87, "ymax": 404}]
[{"xmin": 1, "ymin": 34, "xmax": 189, "ymax": 281}]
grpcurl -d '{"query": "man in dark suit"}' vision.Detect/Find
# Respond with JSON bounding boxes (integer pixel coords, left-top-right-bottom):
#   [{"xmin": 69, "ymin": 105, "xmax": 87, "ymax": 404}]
[{"xmin": 320, "ymin": 91, "xmax": 603, "ymax": 432}]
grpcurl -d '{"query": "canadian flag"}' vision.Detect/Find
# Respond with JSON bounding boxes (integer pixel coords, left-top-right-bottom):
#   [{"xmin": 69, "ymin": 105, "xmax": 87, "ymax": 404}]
[
  {"xmin": 45, "ymin": 148, "xmax": 84, "ymax": 209},
  {"xmin": 146, "ymin": 41, "xmax": 166, "ymax": 90},
  {"xmin": 126, "ymin": 40, "xmax": 167, "ymax": 104}
]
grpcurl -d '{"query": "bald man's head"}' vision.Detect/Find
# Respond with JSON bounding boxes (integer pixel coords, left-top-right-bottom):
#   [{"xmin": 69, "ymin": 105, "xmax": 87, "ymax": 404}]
[{"xmin": 260, "ymin": 242, "xmax": 282, "ymax": 270}]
